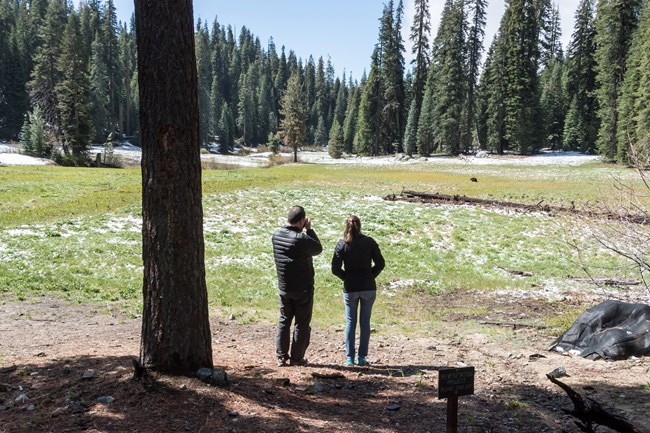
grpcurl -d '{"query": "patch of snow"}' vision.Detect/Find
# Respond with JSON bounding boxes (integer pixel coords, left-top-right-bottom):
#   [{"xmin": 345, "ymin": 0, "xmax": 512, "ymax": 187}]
[{"xmin": 0, "ymin": 153, "xmax": 55, "ymax": 166}]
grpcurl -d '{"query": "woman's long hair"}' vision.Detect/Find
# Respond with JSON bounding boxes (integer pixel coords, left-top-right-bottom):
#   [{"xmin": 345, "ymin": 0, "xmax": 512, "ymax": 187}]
[{"xmin": 343, "ymin": 215, "xmax": 361, "ymax": 244}]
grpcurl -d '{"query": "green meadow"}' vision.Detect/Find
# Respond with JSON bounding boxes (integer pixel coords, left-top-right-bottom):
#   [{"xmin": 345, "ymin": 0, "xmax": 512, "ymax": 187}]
[{"xmin": 0, "ymin": 160, "xmax": 646, "ymax": 333}]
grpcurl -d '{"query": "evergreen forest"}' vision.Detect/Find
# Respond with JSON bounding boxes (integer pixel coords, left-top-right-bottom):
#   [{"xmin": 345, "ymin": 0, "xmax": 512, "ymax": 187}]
[{"xmin": 1, "ymin": 0, "xmax": 649, "ymax": 165}]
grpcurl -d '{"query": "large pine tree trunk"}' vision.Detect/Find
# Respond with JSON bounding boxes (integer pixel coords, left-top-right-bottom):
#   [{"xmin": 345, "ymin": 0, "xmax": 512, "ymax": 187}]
[{"xmin": 135, "ymin": 0, "xmax": 213, "ymax": 374}]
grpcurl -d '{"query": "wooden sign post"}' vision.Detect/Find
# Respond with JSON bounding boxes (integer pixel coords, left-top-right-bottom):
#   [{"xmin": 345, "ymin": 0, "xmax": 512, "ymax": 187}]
[{"xmin": 438, "ymin": 366, "xmax": 475, "ymax": 433}]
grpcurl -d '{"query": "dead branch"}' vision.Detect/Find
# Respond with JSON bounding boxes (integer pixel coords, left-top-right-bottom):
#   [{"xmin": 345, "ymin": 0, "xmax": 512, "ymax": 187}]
[
  {"xmin": 497, "ymin": 266, "xmax": 534, "ymax": 277},
  {"xmin": 311, "ymin": 372, "xmax": 345, "ymax": 379},
  {"xmin": 567, "ymin": 276, "xmax": 642, "ymax": 286},
  {"xmin": 385, "ymin": 190, "xmax": 650, "ymax": 226},
  {"xmin": 547, "ymin": 374, "xmax": 643, "ymax": 433},
  {"xmin": 479, "ymin": 321, "xmax": 548, "ymax": 330}
]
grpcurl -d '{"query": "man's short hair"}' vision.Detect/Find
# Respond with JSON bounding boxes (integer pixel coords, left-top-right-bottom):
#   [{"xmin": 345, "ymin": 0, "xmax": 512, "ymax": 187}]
[{"xmin": 287, "ymin": 206, "xmax": 305, "ymax": 224}]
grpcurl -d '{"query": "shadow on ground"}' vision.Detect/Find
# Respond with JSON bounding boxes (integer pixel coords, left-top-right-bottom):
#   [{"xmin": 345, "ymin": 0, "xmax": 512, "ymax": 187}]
[{"xmin": 1, "ymin": 355, "xmax": 648, "ymax": 433}]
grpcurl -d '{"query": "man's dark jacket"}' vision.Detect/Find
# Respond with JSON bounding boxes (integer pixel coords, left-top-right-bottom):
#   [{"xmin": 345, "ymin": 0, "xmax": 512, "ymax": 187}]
[{"xmin": 272, "ymin": 226, "xmax": 322, "ymax": 297}]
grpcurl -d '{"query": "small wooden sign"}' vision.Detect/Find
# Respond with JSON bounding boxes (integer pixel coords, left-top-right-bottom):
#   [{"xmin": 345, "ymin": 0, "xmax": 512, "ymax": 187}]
[{"xmin": 438, "ymin": 367, "xmax": 475, "ymax": 399}]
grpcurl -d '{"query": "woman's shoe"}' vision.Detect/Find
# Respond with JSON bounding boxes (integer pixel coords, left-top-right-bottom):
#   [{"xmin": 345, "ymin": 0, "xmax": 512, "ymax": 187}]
[
  {"xmin": 345, "ymin": 357, "xmax": 355, "ymax": 366},
  {"xmin": 357, "ymin": 356, "xmax": 369, "ymax": 366}
]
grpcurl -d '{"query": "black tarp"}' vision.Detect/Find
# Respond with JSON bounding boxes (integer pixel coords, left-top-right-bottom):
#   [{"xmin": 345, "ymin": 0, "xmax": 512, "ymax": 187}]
[{"xmin": 549, "ymin": 300, "xmax": 650, "ymax": 360}]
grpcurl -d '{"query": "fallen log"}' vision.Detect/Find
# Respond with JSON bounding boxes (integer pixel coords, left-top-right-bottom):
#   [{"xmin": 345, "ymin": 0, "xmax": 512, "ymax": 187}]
[
  {"xmin": 547, "ymin": 374, "xmax": 643, "ymax": 433},
  {"xmin": 567, "ymin": 276, "xmax": 641, "ymax": 286},
  {"xmin": 384, "ymin": 190, "xmax": 650, "ymax": 226},
  {"xmin": 498, "ymin": 266, "xmax": 534, "ymax": 277}
]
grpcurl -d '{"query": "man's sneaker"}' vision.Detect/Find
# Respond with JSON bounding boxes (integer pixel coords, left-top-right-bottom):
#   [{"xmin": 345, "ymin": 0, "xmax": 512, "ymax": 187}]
[
  {"xmin": 276, "ymin": 356, "xmax": 289, "ymax": 367},
  {"xmin": 345, "ymin": 357, "xmax": 355, "ymax": 366},
  {"xmin": 357, "ymin": 356, "xmax": 369, "ymax": 366},
  {"xmin": 289, "ymin": 358, "xmax": 308, "ymax": 366}
]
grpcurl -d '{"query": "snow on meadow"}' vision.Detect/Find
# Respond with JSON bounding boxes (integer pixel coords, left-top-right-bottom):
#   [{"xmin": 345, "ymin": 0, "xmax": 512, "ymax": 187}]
[{"xmin": 2, "ymin": 139, "xmax": 601, "ymax": 168}]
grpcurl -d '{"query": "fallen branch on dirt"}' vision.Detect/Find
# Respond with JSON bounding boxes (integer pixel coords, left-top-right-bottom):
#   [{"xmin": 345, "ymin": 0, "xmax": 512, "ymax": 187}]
[
  {"xmin": 384, "ymin": 190, "xmax": 650, "ymax": 225},
  {"xmin": 479, "ymin": 321, "xmax": 548, "ymax": 330},
  {"xmin": 546, "ymin": 374, "xmax": 643, "ymax": 433},
  {"xmin": 567, "ymin": 276, "xmax": 642, "ymax": 286},
  {"xmin": 311, "ymin": 372, "xmax": 345, "ymax": 380}
]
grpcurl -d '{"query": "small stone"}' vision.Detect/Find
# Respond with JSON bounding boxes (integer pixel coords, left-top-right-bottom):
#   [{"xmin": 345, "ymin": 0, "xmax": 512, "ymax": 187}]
[
  {"xmin": 15, "ymin": 394, "xmax": 29, "ymax": 403},
  {"xmin": 96, "ymin": 396, "xmax": 114, "ymax": 404},
  {"xmin": 196, "ymin": 368, "xmax": 212, "ymax": 381},
  {"xmin": 386, "ymin": 403, "xmax": 401, "ymax": 411},
  {"xmin": 26, "ymin": 404, "xmax": 35, "ymax": 411},
  {"xmin": 228, "ymin": 410, "xmax": 239, "ymax": 417},
  {"xmin": 82, "ymin": 370, "xmax": 95, "ymax": 380},
  {"xmin": 229, "ymin": 314, "xmax": 236, "ymax": 320}
]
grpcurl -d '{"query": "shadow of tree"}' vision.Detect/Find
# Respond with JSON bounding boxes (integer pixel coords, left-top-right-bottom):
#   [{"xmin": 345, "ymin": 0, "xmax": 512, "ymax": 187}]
[{"xmin": 1, "ymin": 355, "xmax": 648, "ymax": 433}]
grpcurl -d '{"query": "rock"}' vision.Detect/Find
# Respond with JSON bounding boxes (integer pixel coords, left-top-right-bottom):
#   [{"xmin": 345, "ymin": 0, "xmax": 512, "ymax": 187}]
[
  {"xmin": 386, "ymin": 403, "xmax": 401, "ymax": 411},
  {"xmin": 26, "ymin": 404, "xmax": 35, "ymax": 411},
  {"xmin": 476, "ymin": 150, "xmax": 489, "ymax": 158},
  {"xmin": 96, "ymin": 396, "xmax": 115, "ymax": 404},
  {"xmin": 228, "ymin": 410, "xmax": 239, "ymax": 417},
  {"xmin": 15, "ymin": 394, "xmax": 29, "ymax": 403},
  {"xmin": 196, "ymin": 367, "xmax": 228, "ymax": 386},
  {"xmin": 548, "ymin": 366, "xmax": 570, "ymax": 379},
  {"xmin": 196, "ymin": 368, "xmax": 212, "ymax": 381},
  {"xmin": 82, "ymin": 370, "xmax": 95, "ymax": 380}
]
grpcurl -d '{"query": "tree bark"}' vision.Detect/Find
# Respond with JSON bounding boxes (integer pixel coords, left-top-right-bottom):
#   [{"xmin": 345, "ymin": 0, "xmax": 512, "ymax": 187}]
[{"xmin": 135, "ymin": 0, "xmax": 213, "ymax": 374}]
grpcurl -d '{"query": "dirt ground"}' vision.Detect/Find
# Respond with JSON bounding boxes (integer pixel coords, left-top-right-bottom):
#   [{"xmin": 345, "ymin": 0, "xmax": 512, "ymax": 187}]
[{"xmin": 1, "ymin": 291, "xmax": 649, "ymax": 433}]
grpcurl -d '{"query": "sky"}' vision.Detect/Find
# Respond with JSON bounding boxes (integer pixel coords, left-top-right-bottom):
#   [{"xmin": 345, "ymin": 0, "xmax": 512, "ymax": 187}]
[{"xmin": 110, "ymin": 0, "xmax": 581, "ymax": 81}]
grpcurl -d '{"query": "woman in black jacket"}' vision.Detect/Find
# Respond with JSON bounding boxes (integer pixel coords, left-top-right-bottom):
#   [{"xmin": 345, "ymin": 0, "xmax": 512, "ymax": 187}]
[{"xmin": 331, "ymin": 215, "xmax": 385, "ymax": 366}]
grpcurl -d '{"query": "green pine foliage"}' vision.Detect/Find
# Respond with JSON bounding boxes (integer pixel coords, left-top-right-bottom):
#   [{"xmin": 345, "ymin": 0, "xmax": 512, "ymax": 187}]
[
  {"xmin": 408, "ymin": 0, "xmax": 431, "ymax": 139},
  {"xmin": 594, "ymin": 0, "xmax": 643, "ymax": 161},
  {"xmin": 279, "ymin": 73, "xmax": 306, "ymax": 162},
  {"xmin": 563, "ymin": 0, "xmax": 598, "ymax": 153},
  {"xmin": 617, "ymin": 0, "xmax": 650, "ymax": 165},
  {"xmin": 56, "ymin": 10, "xmax": 93, "ymax": 162},
  {"xmin": 2, "ymin": 0, "xmax": 649, "ymax": 166},
  {"xmin": 20, "ymin": 107, "xmax": 50, "ymax": 157},
  {"xmin": 328, "ymin": 119, "xmax": 344, "ymax": 159},
  {"xmin": 502, "ymin": 0, "xmax": 544, "ymax": 154}
]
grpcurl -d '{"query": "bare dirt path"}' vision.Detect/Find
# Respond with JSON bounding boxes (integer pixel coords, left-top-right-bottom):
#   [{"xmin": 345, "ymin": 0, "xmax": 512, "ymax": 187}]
[{"xmin": 1, "ymin": 296, "xmax": 649, "ymax": 433}]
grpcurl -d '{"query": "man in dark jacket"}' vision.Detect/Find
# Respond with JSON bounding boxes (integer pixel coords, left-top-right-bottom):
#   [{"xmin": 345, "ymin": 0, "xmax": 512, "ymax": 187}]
[{"xmin": 272, "ymin": 205, "xmax": 323, "ymax": 366}]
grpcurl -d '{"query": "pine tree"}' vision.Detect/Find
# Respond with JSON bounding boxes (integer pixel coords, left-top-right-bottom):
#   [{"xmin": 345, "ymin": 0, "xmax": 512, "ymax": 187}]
[
  {"xmin": 101, "ymin": 0, "xmax": 121, "ymax": 135},
  {"xmin": 462, "ymin": 0, "xmax": 488, "ymax": 152},
  {"xmin": 502, "ymin": 0, "xmax": 543, "ymax": 154},
  {"xmin": 403, "ymin": 99, "xmax": 418, "ymax": 155},
  {"xmin": 593, "ymin": 0, "xmax": 642, "ymax": 160},
  {"xmin": 218, "ymin": 104, "xmax": 234, "ymax": 153},
  {"xmin": 431, "ymin": 0, "xmax": 467, "ymax": 154},
  {"xmin": 479, "ymin": 24, "xmax": 509, "ymax": 154},
  {"xmin": 328, "ymin": 119, "xmax": 344, "ymax": 158},
  {"xmin": 380, "ymin": 0, "xmax": 406, "ymax": 154},
  {"xmin": 196, "ymin": 23, "xmax": 212, "ymax": 146},
  {"xmin": 355, "ymin": 49, "xmax": 382, "ymax": 155},
  {"xmin": 539, "ymin": 58, "xmax": 566, "ymax": 150},
  {"xmin": 342, "ymin": 81, "xmax": 360, "ymax": 153},
  {"xmin": 90, "ymin": 33, "xmax": 111, "ymax": 142},
  {"xmin": 279, "ymin": 72, "xmax": 307, "ymax": 162},
  {"xmin": 28, "ymin": 0, "xmax": 68, "ymax": 139},
  {"xmin": 408, "ymin": 0, "xmax": 431, "ymax": 142},
  {"xmin": 56, "ymin": 10, "xmax": 93, "ymax": 162},
  {"xmin": 617, "ymin": 0, "xmax": 650, "ymax": 163},
  {"xmin": 564, "ymin": 0, "xmax": 598, "ymax": 153}
]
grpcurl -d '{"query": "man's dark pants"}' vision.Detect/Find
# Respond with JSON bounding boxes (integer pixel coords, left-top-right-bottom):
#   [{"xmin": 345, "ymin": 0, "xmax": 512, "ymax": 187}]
[{"xmin": 276, "ymin": 292, "xmax": 313, "ymax": 362}]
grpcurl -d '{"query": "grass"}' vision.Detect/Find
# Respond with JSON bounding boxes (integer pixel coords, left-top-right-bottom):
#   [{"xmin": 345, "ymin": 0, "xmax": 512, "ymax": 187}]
[{"xmin": 0, "ymin": 160, "xmax": 646, "ymax": 333}]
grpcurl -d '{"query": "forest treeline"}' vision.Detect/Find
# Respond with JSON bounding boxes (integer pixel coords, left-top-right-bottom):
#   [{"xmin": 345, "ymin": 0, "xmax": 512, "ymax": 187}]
[{"xmin": 0, "ymin": 0, "xmax": 649, "ymax": 165}]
